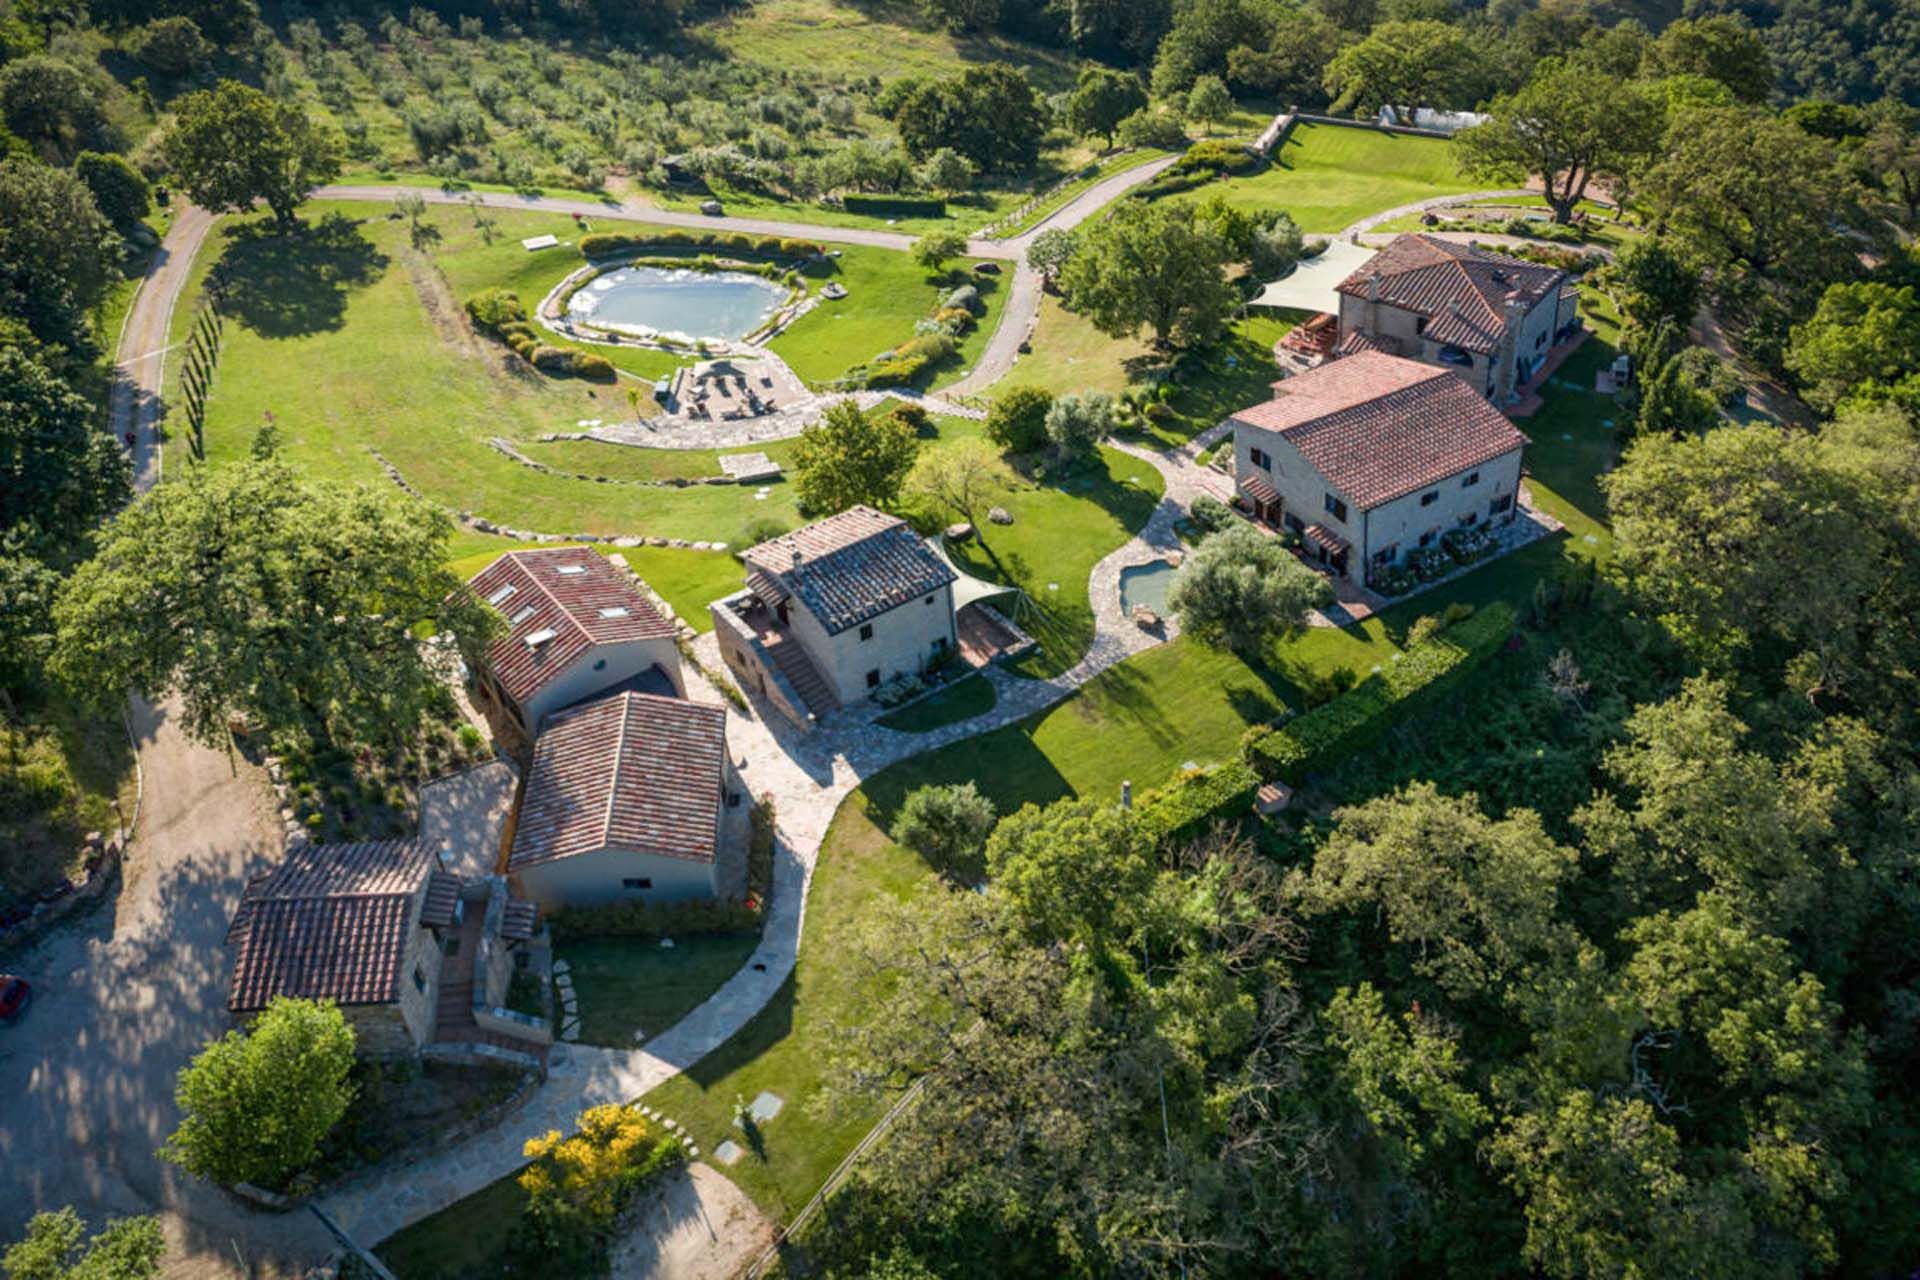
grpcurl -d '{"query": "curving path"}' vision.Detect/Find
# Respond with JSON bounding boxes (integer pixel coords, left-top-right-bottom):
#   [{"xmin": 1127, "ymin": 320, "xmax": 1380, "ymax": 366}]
[{"xmin": 1335, "ymin": 187, "xmax": 1536, "ymax": 240}]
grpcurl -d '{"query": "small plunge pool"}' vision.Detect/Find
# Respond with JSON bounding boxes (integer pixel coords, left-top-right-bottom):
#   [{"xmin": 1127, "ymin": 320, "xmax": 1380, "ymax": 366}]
[
  {"xmin": 567, "ymin": 266, "xmax": 787, "ymax": 341},
  {"xmin": 1118, "ymin": 560, "xmax": 1179, "ymax": 616}
]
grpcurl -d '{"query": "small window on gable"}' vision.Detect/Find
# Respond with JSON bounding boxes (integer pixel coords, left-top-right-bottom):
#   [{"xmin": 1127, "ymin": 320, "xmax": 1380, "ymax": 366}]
[
  {"xmin": 859, "ymin": 623, "xmax": 874, "ymax": 641},
  {"xmin": 924, "ymin": 595, "xmax": 934, "ymax": 606},
  {"xmin": 622, "ymin": 877, "xmax": 652, "ymax": 890},
  {"xmin": 486, "ymin": 583, "xmax": 517, "ymax": 606},
  {"xmin": 412, "ymin": 966, "xmax": 427, "ymax": 994},
  {"xmin": 866, "ymin": 668, "xmax": 881, "ymax": 688},
  {"xmin": 1419, "ymin": 490, "xmax": 1439, "ymax": 507},
  {"xmin": 1463, "ymin": 471, "xmax": 1481, "ymax": 488}
]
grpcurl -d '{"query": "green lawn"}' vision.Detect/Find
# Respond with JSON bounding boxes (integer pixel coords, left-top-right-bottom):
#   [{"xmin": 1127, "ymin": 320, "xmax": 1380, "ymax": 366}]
[
  {"xmin": 772, "ymin": 254, "xmax": 1010, "ymax": 389},
  {"xmin": 947, "ymin": 443, "xmax": 1164, "ymax": 678},
  {"xmin": 376, "ymin": 1172, "xmax": 527, "ymax": 1280},
  {"xmin": 993, "ymin": 146, "xmax": 1178, "ymax": 238},
  {"xmin": 1188, "ymin": 121, "xmax": 1483, "ymax": 233},
  {"xmin": 874, "ymin": 672, "xmax": 997, "ymax": 732},
  {"xmin": 176, "ymin": 203, "xmax": 1009, "ymax": 554},
  {"xmin": 558, "ymin": 934, "xmax": 764, "ymax": 1048}
]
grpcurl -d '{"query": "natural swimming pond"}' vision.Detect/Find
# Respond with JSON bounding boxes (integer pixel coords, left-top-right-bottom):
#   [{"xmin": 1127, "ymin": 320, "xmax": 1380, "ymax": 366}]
[
  {"xmin": 567, "ymin": 266, "xmax": 788, "ymax": 341},
  {"xmin": 1118, "ymin": 560, "xmax": 1179, "ymax": 615}
]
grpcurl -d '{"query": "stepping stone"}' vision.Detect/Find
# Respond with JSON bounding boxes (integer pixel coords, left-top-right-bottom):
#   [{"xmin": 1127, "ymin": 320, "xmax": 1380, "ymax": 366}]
[
  {"xmin": 562, "ymin": 1015, "xmax": 579, "ymax": 1033},
  {"xmin": 631, "ymin": 1029, "xmax": 647, "ymax": 1043},
  {"xmin": 562, "ymin": 997, "xmax": 578, "ymax": 1014},
  {"xmin": 641, "ymin": 1106, "xmax": 656, "ymax": 1118},
  {"xmin": 554, "ymin": 961, "xmax": 572, "ymax": 979},
  {"xmin": 561, "ymin": 1025, "xmax": 579, "ymax": 1042},
  {"xmin": 711, "ymin": 1139, "xmax": 745, "ymax": 1164},
  {"xmin": 746, "ymin": 1091, "xmax": 785, "ymax": 1124},
  {"xmin": 1047, "ymin": 582, "xmax": 1059, "ymax": 591},
  {"xmin": 1583, "ymin": 534, "xmax": 1599, "ymax": 544},
  {"xmin": 688, "ymin": 1146, "xmax": 700, "ymax": 1159}
]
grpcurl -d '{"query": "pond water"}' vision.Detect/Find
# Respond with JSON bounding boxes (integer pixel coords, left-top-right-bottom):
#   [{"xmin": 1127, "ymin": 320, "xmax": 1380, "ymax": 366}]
[
  {"xmin": 567, "ymin": 266, "xmax": 787, "ymax": 341},
  {"xmin": 1118, "ymin": 560, "xmax": 1180, "ymax": 615}
]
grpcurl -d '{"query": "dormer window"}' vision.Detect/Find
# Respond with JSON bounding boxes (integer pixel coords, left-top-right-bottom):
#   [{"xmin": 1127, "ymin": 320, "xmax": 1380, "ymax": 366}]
[{"xmin": 524, "ymin": 628, "xmax": 557, "ymax": 649}]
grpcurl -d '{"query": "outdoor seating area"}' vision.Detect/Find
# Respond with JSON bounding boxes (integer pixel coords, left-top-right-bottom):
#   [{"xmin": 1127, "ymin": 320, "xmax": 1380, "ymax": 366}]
[{"xmin": 669, "ymin": 358, "xmax": 803, "ymax": 422}]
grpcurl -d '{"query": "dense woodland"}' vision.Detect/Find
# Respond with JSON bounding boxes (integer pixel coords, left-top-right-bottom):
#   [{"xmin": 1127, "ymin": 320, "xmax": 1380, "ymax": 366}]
[{"xmin": 3, "ymin": 0, "xmax": 1920, "ymax": 1277}]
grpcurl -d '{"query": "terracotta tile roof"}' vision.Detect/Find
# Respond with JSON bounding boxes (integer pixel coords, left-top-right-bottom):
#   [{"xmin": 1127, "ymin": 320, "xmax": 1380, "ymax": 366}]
[
  {"xmin": 740, "ymin": 505, "xmax": 955, "ymax": 635},
  {"xmin": 1231, "ymin": 352, "xmax": 1529, "ymax": 511},
  {"xmin": 510, "ymin": 691, "xmax": 728, "ymax": 872},
  {"xmin": 227, "ymin": 840, "xmax": 433, "ymax": 1012},
  {"xmin": 467, "ymin": 550, "xmax": 675, "ymax": 707},
  {"xmin": 1336, "ymin": 234, "xmax": 1565, "ymax": 356},
  {"xmin": 1335, "ymin": 327, "xmax": 1400, "ymax": 357}
]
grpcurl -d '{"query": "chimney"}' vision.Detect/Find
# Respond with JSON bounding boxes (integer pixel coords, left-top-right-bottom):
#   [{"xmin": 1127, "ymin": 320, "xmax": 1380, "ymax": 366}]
[
  {"xmin": 791, "ymin": 548, "xmax": 802, "ymax": 573},
  {"xmin": 1365, "ymin": 271, "xmax": 1381, "ymax": 303}
]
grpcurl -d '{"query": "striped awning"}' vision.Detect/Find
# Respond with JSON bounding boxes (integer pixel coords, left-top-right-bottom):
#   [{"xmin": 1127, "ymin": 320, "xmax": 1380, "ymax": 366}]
[
  {"xmin": 1241, "ymin": 472, "xmax": 1281, "ymax": 506},
  {"xmin": 1303, "ymin": 523, "xmax": 1349, "ymax": 555}
]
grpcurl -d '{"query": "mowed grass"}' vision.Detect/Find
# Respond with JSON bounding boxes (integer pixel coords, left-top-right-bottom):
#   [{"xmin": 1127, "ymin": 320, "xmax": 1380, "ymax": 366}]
[
  {"xmin": 873, "ymin": 672, "xmax": 997, "ymax": 731},
  {"xmin": 948, "ymin": 443, "xmax": 1164, "ymax": 678},
  {"xmin": 707, "ymin": 0, "xmax": 1077, "ymax": 87},
  {"xmin": 774, "ymin": 254, "xmax": 1010, "ymax": 389},
  {"xmin": 1190, "ymin": 121, "xmax": 1482, "ymax": 232},
  {"xmin": 376, "ymin": 1172, "xmax": 526, "ymax": 1280},
  {"xmin": 558, "ymin": 934, "xmax": 764, "ymax": 1048}
]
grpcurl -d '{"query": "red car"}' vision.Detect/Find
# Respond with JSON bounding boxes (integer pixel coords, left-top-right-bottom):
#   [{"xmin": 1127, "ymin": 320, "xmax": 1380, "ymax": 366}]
[{"xmin": 0, "ymin": 975, "xmax": 30, "ymax": 1025}]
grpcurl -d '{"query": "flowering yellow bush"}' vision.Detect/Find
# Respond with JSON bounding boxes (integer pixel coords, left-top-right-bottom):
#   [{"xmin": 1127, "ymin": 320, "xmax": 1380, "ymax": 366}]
[{"xmin": 518, "ymin": 1104, "xmax": 676, "ymax": 1226}]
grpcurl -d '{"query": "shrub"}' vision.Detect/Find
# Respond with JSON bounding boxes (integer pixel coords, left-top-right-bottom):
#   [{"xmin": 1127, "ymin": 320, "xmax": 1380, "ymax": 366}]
[
  {"xmin": 530, "ymin": 346, "xmax": 576, "ymax": 373},
  {"xmin": 932, "ymin": 305, "xmax": 976, "ymax": 335},
  {"xmin": 779, "ymin": 237, "xmax": 822, "ymax": 257},
  {"xmin": 1407, "ymin": 613, "xmax": 1444, "ymax": 647},
  {"xmin": 465, "ymin": 288, "xmax": 526, "ymax": 335},
  {"xmin": 1244, "ymin": 603, "xmax": 1516, "ymax": 783},
  {"xmin": 843, "ymin": 194, "xmax": 945, "ymax": 218},
  {"xmin": 573, "ymin": 353, "xmax": 615, "ymax": 381},
  {"xmin": 892, "ymin": 782, "xmax": 997, "ymax": 880},
  {"xmin": 1115, "ymin": 107, "xmax": 1190, "ymax": 150},
  {"xmin": 1133, "ymin": 760, "xmax": 1261, "ymax": 847},
  {"xmin": 74, "ymin": 151, "xmax": 150, "ymax": 229},
  {"xmin": 941, "ymin": 283, "xmax": 983, "ymax": 315},
  {"xmin": 513, "ymin": 1104, "xmax": 681, "ymax": 1274},
  {"xmin": 1178, "ymin": 139, "xmax": 1258, "ymax": 175},
  {"xmin": 744, "ymin": 516, "xmax": 790, "ymax": 544},
  {"xmin": 130, "ymin": 15, "xmax": 211, "ymax": 74},
  {"xmin": 546, "ymin": 896, "xmax": 760, "ymax": 943},
  {"xmin": 1188, "ymin": 494, "xmax": 1236, "ymax": 537},
  {"xmin": 985, "ymin": 386, "xmax": 1054, "ymax": 453}
]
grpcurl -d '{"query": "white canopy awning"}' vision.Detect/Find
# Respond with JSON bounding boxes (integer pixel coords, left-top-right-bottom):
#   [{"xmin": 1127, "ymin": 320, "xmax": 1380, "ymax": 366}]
[
  {"xmin": 1249, "ymin": 240, "xmax": 1379, "ymax": 315},
  {"xmin": 928, "ymin": 536, "xmax": 1023, "ymax": 613}
]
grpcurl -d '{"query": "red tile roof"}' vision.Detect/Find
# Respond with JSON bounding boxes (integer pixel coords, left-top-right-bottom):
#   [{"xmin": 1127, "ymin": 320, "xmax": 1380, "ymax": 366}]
[
  {"xmin": 467, "ymin": 550, "xmax": 675, "ymax": 707},
  {"xmin": 740, "ymin": 505, "xmax": 955, "ymax": 635},
  {"xmin": 1231, "ymin": 352, "xmax": 1529, "ymax": 511},
  {"xmin": 1336, "ymin": 234, "xmax": 1565, "ymax": 355},
  {"xmin": 510, "ymin": 691, "xmax": 728, "ymax": 872},
  {"xmin": 227, "ymin": 840, "xmax": 434, "ymax": 1012}
]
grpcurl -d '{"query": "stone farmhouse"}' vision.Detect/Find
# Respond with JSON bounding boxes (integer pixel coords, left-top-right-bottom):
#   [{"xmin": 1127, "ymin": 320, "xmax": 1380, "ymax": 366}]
[
  {"xmin": 711, "ymin": 506, "xmax": 959, "ymax": 729},
  {"xmin": 466, "ymin": 548, "xmax": 684, "ymax": 737},
  {"xmin": 1330, "ymin": 234, "xmax": 1581, "ymax": 403},
  {"xmin": 508, "ymin": 690, "xmax": 742, "ymax": 908},
  {"xmin": 1230, "ymin": 350, "xmax": 1530, "ymax": 583},
  {"xmin": 225, "ymin": 839, "xmax": 541, "ymax": 1059}
]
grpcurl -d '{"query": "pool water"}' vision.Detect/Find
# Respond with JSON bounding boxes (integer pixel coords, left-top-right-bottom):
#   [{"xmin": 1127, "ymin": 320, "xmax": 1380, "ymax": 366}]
[
  {"xmin": 568, "ymin": 267, "xmax": 787, "ymax": 340},
  {"xmin": 1118, "ymin": 561, "xmax": 1179, "ymax": 615}
]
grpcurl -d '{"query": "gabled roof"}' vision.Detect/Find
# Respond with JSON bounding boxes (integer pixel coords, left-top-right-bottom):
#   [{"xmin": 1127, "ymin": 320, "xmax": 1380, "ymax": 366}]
[
  {"xmin": 510, "ymin": 691, "xmax": 728, "ymax": 872},
  {"xmin": 227, "ymin": 840, "xmax": 435, "ymax": 1012},
  {"xmin": 740, "ymin": 506, "xmax": 955, "ymax": 636},
  {"xmin": 467, "ymin": 550, "xmax": 675, "ymax": 707},
  {"xmin": 1336, "ymin": 234, "xmax": 1566, "ymax": 355},
  {"xmin": 1231, "ymin": 352, "xmax": 1529, "ymax": 511}
]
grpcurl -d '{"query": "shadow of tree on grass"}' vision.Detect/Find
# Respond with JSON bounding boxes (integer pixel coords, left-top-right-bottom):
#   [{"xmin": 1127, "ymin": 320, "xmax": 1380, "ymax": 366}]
[{"xmin": 209, "ymin": 213, "xmax": 389, "ymax": 339}]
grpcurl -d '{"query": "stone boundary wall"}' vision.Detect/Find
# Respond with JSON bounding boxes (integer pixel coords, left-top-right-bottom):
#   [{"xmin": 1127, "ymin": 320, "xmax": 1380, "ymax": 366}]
[
  {"xmin": 484, "ymin": 436, "xmax": 737, "ymax": 489},
  {"xmin": 0, "ymin": 831, "xmax": 127, "ymax": 954}
]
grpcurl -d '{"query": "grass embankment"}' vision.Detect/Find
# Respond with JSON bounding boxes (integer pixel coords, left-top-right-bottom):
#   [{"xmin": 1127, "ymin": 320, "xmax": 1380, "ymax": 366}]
[{"xmin": 1198, "ymin": 121, "xmax": 1483, "ymax": 232}]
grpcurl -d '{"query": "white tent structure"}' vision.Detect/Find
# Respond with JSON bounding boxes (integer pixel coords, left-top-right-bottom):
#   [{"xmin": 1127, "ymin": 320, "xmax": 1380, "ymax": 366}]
[
  {"xmin": 929, "ymin": 536, "xmax": 1034, "ymax": 623},
  {"xmin": 1249, "ymin": 241, "xmax": 1378, "ymax": 316}
]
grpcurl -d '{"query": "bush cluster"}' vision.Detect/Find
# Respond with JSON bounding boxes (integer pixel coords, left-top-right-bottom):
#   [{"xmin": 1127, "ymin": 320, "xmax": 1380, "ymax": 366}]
[
  {"xmin": 842, "ymin": 194, "xmax": 946, "ymax": 217},
  {"xmin": 464, "ymin": 289, "xmax": 615, "ymax": 380},
  {"xmin": 578, "ymin": 229, "xmax": 822, "ymax": 259},
  {"xmin": 838, "ymin": 330, "xmax": 958, "ymax": 389},
  {"xmin": 1135, "ymin": 139, "xmax": 1260, "ymax": 199},
  {"xmin": 546, "ymin": 895, "xmax": 761, "ymax": 943},
  {"xmin": 1133, "ymin": 759, "xmax": 1263, "ymax": 846},
  {"xmin": 1245, "ymin": 603, "xmax": 1516, "ymax": 783}
]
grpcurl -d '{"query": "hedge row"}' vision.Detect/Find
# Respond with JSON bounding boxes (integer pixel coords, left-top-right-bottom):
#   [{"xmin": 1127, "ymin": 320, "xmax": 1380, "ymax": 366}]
[
  {"xmin": 578, "ymin": 229, "xmax": 825, "ymax": 260},
  {"xmin": 1246, "ymin": 603, "xmax": 1516, "ymax": 783},
  {"xmin": 547, "ymin": 895, "xmax": 761, "ymax": 944},
  {"xmin": 1133, "ymin": 759, "xmax": 1263, "ymax": 847},
  {"xmin": 1135, "ymin": 140, "xmax": 1262, "ymax": 200},
  {"xmin": 843, "ymin": 194, "xmax": 946, "ymax": 218},
  {"xmin": 465, "ymin": 287, "xmax": 615, "ymax": 381}
]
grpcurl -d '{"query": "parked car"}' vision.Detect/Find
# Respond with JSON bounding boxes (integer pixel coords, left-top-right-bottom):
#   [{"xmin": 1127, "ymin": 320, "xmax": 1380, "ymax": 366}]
[{"xmin": 0, "ymin": 975, "xmax": 30, "ymax": 1025}]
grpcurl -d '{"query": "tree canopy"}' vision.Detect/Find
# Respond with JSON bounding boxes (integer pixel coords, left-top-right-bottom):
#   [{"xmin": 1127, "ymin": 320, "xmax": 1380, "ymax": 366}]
[
  {"xmin": 53, "ymin": 459, "xmax": 500, "ymax": 750},
  {"xmin": 1059, "ymin": 198, "xmax": 1237, "ymax": 350},
  {"xmin": 162, "ymin": 79, "xmax": 342, "ymax": 227},
  {"xmin": 1324, "ymin": 20, "xmax": 1484, "ymax": 122},
  {"xmin": 792, "ymin": 400, "xmax": 921, "ymax": 517},
  {"xmin": 1453, "ymin": 60, "xmax": 1662, "ymax": 222},
  {"xmin": 1169, "ymin": 523, "xmax": 1333, "ymax": 651}
]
